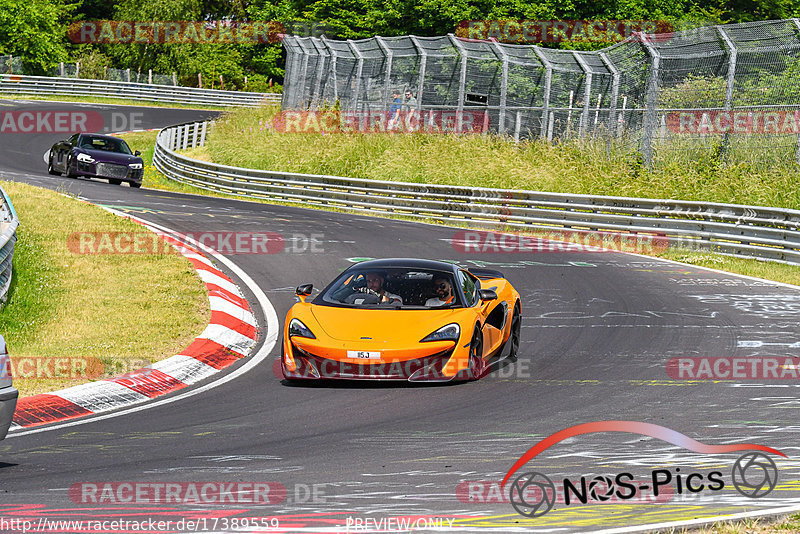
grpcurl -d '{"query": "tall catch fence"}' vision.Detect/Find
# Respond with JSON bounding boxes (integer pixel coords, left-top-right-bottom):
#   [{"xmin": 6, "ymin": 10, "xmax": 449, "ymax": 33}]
[{"xmin": 282, "ymin": 19, "xmax": 800, "ymax": 168}]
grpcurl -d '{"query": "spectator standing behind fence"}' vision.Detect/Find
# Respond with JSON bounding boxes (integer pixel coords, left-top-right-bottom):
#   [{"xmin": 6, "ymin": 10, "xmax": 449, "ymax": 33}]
[
  {"xmin": 403, "ymin": 90, "xmax": 418, "ymax": 131},
  {"xmin": 388, "ymin": 91, "xmax": 402, "ymax": 131}
]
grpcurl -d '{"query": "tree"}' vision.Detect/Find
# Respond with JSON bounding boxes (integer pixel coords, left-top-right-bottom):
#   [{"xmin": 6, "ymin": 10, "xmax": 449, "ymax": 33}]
[{"xmin": 0, "ymin": 0, "xmax": 74, "ymax": 74}]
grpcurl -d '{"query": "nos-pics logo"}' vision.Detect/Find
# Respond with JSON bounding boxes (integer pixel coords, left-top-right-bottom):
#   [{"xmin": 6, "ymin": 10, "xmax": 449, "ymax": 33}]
[{"xmin": 501, "ymin": 421, "xmax": 783, "ymax": 518}]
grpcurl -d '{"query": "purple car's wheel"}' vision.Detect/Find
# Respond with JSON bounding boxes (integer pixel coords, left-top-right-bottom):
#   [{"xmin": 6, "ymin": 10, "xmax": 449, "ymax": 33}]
[{"xmin": 66, "ymin": 156, "xmax": 77, "ymax": 178}]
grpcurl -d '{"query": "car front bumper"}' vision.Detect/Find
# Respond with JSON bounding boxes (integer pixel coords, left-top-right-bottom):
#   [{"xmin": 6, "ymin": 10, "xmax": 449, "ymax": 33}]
[
  {"xmin": 283, "ymin": 344, "xmax": 460, "ymax": 382},
  {"xmin": 0, "ymin": 386, "xmax": 18, "ymax": 440},
  {"xmin": 76, "ymin": 161, "xmax": 143, "ymax": 183}
]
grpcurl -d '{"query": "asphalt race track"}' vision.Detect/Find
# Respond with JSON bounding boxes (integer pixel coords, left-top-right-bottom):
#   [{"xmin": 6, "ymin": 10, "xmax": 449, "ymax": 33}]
[{"xmin": 0, "ymin": 100, "xmax": 799, "ymax": 533}]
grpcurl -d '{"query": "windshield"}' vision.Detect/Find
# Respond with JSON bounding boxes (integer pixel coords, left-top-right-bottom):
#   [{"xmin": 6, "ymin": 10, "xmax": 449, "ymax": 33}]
[
  {"xmin": 319, "ymin": 268, "xmax": 462, "ymax": 309},
  {"xmin": 78, "ymin": 135, "xmax": 133, "ymax": 155}
]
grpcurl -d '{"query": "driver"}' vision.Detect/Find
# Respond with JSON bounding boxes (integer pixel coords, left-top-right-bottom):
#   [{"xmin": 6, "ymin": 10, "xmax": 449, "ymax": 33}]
[
  {"xmin": 425, "ymin": 276, "xmax": 456, "ymax": 306},
  {"xmin": 364, "ymin": 271, "xmax": 403, "ymax": 305}
]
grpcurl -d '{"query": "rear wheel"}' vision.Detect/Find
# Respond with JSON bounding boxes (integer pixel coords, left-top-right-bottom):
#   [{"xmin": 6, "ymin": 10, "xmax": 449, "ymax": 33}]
[{"xmin": 47, "ymin": 153, "xmax": 61, "ymax": 176}]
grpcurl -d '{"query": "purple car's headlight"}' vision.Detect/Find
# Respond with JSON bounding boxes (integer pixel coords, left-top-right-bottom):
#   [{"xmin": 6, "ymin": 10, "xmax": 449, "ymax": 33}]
[
  {"xmin": 76, "ymin": 153, "xmax": 95, "ymax": 164},
  {"xmin": 129, "ymin": 163, "xmax": 143, "ymax": 170}
]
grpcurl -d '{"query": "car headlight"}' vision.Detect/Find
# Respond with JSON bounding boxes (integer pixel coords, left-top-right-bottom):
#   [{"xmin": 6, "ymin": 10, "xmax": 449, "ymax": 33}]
[
  {"xmin": 288, "ymin": 318, "xmax": 316, "ymax": 339},
  {"xmin": 420, "ymin": 323, "xmax": 460, "ymax": 343},
  {"xmin": 76, "ymin": 153, "xmax": 95, "ymax": 163},
  {"xmin": 129, "ymin": 163, "xmax": 143, "ymax": 169}
]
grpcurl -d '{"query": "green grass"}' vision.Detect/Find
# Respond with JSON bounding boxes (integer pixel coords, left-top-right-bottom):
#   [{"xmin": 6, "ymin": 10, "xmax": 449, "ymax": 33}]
[
  {"xmin": 0, "ymin": 181, "xmax": 209, "ymax": 396},
  {"xmin": 199, "ymin": 105, "xmax": 800, "ymax": 210}
]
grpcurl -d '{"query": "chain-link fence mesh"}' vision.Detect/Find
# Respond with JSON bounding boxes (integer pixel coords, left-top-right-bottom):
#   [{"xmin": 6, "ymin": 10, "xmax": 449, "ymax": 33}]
[
  {"xmin": 282, "ymin": 19, "xmax": 800, "ymax": 168},
  {"xmin": 0, "ymin": 56, "xmax": 23, "ymax": 75}
]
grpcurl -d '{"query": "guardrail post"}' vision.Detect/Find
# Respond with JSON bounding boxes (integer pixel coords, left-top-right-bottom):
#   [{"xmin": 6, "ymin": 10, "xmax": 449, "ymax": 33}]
[
  {"xmin": 490, "ymin": 41, "xmax": 509, "ymax": 134},
  {"xmin": 192, "ymin": 123, "xmax": 200, "ymax": 148},
  {"xmin": 532, "ymin": 47, "xmax": 552, "ymax": 139},
  {"xmin": 409, "ymin": 36, "xmax": 427, "ymax": 114},
  {"xmin": 199, "ymin": 122, "xmax": 208, "ymax": 146},
  {"xmin": 183, "ymin": 124, "xmax": 190, "ymax": 150},
  {"xmin": 638, "ymin": 34, "xmax": 661, "ymax": 168}
]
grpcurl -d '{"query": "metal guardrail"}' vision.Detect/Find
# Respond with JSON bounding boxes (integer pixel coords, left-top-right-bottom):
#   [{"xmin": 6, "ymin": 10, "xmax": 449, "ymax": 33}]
[
  {"xmin": 0, "ymin": 74, "xmax": 281, "ymax": 108},
  {"xmin": 0, "ymin": 186, "xmax": 18, "ymax": 305},
  {"xmin": 154, "ymin": 120, "xmax": 800, "ymax": 265}
]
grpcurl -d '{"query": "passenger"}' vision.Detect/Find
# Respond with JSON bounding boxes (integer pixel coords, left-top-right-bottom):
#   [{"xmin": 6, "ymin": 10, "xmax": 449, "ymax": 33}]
[{"xmin": 425, "ymin": 277, "xmax": 455, "ymax": 306}]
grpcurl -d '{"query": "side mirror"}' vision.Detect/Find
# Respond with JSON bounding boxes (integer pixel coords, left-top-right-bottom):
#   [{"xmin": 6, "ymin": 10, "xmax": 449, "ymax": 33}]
[
  {"xmin": 479, "ymin": 289, "xmax": 497, "ymax": 301},
  {"xmin": 134, "ymin": 150, "xmax": 141, "ymax": 156},
  {"xmin": 296, "ymin": 284, "xmax": 313, "ymax": 302}
]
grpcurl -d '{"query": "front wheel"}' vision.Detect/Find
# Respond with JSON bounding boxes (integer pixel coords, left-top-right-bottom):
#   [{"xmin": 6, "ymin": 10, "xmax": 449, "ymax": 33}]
[
  {"xmin": 65, "ymin": 156, "xmax": 77, "ymax": 178},
  {"xmin": 130, "ymin": 181, "xmax": 142, "ymax": 188},
  {"xmin": 506, "ymin": 302, "xmax": 521, "ymax": 361},
  {"xmin": 108, "ymin": 179, "xmax": 122, "ymax": 185},
  {"xmin": 467, "ymin": 325, "xmax": 484, "ymax": 380}
]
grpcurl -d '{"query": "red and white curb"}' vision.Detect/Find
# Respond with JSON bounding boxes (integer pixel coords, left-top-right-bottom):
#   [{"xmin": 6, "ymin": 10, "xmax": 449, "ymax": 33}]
[{"xmin": 10, "ymin": 213, "xmax": 258, "ymax": 429}]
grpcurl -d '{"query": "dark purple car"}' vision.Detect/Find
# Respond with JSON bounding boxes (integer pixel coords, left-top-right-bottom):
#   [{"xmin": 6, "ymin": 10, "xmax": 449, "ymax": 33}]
[{"xmin": 48, "ymin": 133, "xmax": 144, "ymax": 187}]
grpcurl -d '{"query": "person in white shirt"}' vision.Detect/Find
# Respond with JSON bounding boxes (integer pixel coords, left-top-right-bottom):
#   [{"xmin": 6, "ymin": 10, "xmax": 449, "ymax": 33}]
[
  {"xmin": 365, "ymin": 271, "xmax": 403, "ymax": 304},
  {"xmin": 425, "ymin": 277, "xmax": 456, "ymax": 307}
]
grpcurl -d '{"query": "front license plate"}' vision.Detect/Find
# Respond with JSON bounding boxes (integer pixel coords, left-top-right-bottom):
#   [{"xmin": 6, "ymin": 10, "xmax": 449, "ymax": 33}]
[{"xmin": 347, "ymin": 350, "xmax": 381, "ymax": 360}]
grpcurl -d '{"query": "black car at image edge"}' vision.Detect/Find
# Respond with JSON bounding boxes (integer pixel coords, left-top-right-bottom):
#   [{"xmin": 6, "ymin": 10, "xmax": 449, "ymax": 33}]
[{"xmin": 48, "ymin": 133, "xmax": 144, "ymax": 187}]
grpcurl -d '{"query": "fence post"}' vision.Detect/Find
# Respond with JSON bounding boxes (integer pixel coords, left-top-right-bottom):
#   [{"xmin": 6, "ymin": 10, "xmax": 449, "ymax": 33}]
[
  {"xmin": 716, "ymin": 26, "xmax": 738, "ymax": 161},
  {"xmin": 599, "ymin": 52, "xmax": 620, "ymax": 137},
  {"xmin": 639, "ymin": 35, "xmax": 661, "ymax": 168},
  {"xmin": 173, "ymin": 72, "xmax": 177, "ymax": 86},
  {"xmin": 409, "ymin": 36, "xmax": 427, "ymax": 114},
  {"xmin": 346, "ymin": 40, "xmax": 365, "ymax": 113},
  {"xmin": 183, "ymin": 124, "xmax": 190, "ymax": 149},
  {"xmin": 490, "ymin": 40, "xmax": 509, "ymax": 134},
  {"xmin": 75, "ymin": 61, "xmax": 80, "ymax": 78},
  {"xmin": 375, "ymin": 36, "xmax": 393, "ymax": 112},
  {"xmin": 573, "ymin": 51, "xmax": 592, "ymax": 138},
  {"xmin": 126, "ymin": 68, "xmax": 131, "ymax": 82},
  {"xmin": 448, "ymin": 34, "xmax": 468, "ymax": 132},
  {"xmin": 321, "ymin": 36, "xmax": 339, "ymax": 103},
  {"xmin": 532, "ymin": 47, "xmax": 552, "ymax": 139},
  {"xmin": 148, "ymin": 69, "xmax": 152, "ymax": 84},
  {"xmin": 60, "ymin": 62, "xmax": 65, "ymax": 76},
  {"xmin": 310, "ymin": 38, "xmax": 328, "ymax": 106},
  {"xmin": 792, "ymin": 20, "xmax": 800, "ymax": 163},
  {"xmin": 192, "ymin": 122, "xmax": 200, "ymax": 148}
]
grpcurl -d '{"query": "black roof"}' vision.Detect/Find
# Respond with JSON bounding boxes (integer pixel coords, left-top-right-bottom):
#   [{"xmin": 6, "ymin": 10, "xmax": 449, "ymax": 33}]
[
  {"xmin": 79, "ymin": 133, "xmax": 125, "ymax": 141},
  {"xmin": 346, "ymin": 258, "xmax": 459, "ymax": 273}
]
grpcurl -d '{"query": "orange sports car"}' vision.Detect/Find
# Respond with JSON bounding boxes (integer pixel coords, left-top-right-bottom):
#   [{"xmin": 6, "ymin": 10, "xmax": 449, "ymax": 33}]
[{"xmin": 281, "ymin": 259, "xmax": 522, "ymax": 382}]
